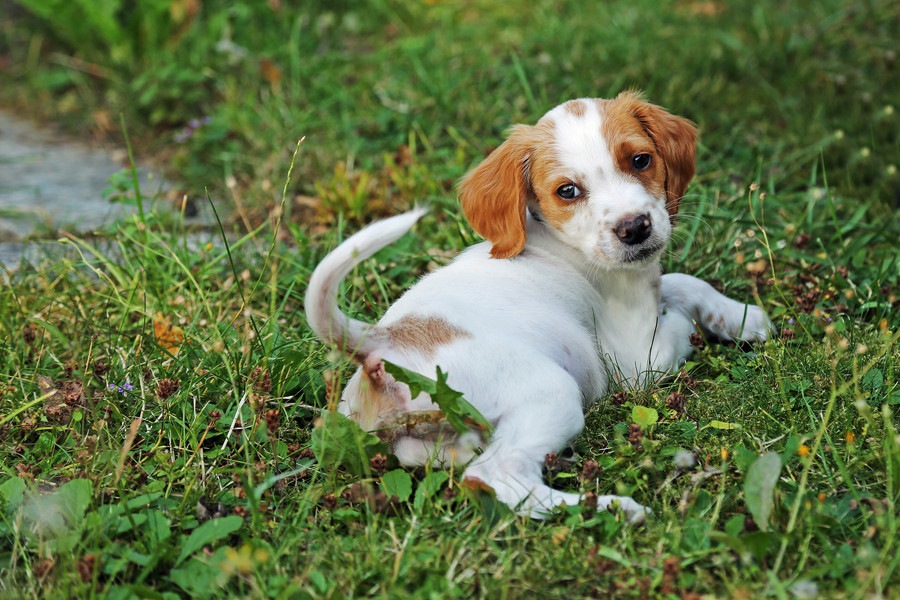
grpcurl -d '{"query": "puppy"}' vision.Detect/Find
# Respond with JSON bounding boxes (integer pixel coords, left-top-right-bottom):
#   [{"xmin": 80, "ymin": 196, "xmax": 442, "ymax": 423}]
[{"xmin": 305, "ymin": 92, "xmax": 770, "ymax": 522}]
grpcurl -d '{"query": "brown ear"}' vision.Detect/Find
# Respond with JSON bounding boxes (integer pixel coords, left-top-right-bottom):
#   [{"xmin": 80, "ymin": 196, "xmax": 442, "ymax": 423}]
[
  {"xmin": 621, "ymin": 92, "xmax": 697, "ymax": 216},
  {"xmin": 458, "ymin": 125, "xmax": 535, "ymax": 258}
]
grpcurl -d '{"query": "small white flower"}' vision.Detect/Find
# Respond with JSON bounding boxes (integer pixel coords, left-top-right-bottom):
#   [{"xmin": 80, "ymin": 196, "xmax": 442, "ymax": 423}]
[
  {"xmin": 673, "ymin": 449, "xmax": 696, "ymax": 469},
  {"xmin": 789, "ymin": 580, "xmax": 818, "ymax": 599}
]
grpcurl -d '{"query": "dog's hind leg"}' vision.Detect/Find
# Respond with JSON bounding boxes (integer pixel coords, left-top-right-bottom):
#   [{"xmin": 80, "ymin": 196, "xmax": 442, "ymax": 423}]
[{"xmin": 460, "ymin": 366, "xmax": 649, "ymax": 523}]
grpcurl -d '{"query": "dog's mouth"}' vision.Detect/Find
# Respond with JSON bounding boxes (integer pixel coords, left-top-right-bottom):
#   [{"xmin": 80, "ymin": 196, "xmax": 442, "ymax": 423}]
[{"xmin": 620, "ymin": 241, "xmax": 664, "ymax": 263}]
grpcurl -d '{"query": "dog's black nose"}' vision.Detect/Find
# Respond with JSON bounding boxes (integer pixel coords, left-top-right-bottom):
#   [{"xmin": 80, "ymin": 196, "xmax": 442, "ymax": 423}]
[{"xmin": 615, "ymin": 214, "xmax": 652, "ymax": 245}]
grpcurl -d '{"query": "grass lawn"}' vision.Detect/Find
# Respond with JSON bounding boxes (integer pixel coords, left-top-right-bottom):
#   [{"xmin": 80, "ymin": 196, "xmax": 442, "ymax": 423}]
[{"xmin": 0, "ymin": 0, "xmax": 898, "ymax": 597}]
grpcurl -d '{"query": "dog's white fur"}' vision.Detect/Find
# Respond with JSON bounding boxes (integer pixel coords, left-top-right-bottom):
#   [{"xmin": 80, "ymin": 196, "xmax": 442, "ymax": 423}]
[{"xmin": 305, "ymin": 92, "xmax": 770, "ymax": 522}]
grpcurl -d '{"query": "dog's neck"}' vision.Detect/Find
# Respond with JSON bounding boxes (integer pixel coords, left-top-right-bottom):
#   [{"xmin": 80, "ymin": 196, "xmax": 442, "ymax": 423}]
[{"xmin": 523, "ymin": 212, "xmax": 663, "ymax": 302}]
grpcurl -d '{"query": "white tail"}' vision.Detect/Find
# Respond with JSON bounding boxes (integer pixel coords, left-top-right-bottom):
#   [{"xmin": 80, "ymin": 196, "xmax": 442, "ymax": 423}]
[{"xmin": 304, "ymin": 208, "xmax": 428, "ymax": 356}]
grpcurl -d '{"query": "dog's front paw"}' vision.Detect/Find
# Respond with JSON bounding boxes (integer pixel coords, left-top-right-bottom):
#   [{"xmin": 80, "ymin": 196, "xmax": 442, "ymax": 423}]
[
  {"xmin": 596, "ymin": 495, "xmax": 652, "ymax": 524},
  {"xmin": 703, "ymin": 302, "xmax": 772, "ymax": 343},
  {"xmin": 732, "ymin": 305, "xmax": 773, "ymax": 342}
]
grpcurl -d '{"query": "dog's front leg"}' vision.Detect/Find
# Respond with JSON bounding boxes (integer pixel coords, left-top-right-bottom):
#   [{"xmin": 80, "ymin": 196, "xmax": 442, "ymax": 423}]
[{"xmin": 660, "ymin": 273, "xmax": 772, "ymax": 342}]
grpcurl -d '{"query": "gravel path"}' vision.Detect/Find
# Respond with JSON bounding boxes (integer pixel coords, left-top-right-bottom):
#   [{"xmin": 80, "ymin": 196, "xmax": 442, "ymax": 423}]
[{"xmin": 0, "ymin": 109, "xmax": 170, "ymax": 267}]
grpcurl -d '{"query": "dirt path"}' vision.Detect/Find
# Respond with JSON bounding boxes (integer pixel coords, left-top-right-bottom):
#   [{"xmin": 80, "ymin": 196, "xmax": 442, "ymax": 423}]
[{"xmin": 0, "ymin": 109, "xmax": 171, "ymax": 267}]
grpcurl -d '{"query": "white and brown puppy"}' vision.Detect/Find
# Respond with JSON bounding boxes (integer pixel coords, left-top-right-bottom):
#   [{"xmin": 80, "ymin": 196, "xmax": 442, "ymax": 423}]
[{"xmin": 305, "ymin": 92, "xmax": 770, "ymax": 522}]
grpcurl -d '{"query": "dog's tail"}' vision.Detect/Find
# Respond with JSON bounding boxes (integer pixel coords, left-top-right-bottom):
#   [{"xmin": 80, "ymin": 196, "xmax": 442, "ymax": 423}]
[{"xmin": 304, "ymin": 207, "xmax": 428, "ymax": 357}]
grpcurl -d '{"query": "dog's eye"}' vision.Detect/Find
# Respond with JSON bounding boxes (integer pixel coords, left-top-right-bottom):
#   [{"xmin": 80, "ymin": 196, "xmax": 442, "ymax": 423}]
[
  {"xmin": 632, "ymin": 153, "xmax": 652, "ymax": 171},
  {"xmin": 556, "ymin": 184, "xmax": 582, "ymax": 200}
]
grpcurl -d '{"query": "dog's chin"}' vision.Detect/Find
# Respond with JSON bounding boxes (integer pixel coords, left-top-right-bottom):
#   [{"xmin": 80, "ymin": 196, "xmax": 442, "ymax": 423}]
[
  {"xmin": 587, "ymin": 241, "xmax": 665, "ymax": 271},
  {"xmin": 620, "ymin": 242, "xmax": 665, "ymax": 264}
]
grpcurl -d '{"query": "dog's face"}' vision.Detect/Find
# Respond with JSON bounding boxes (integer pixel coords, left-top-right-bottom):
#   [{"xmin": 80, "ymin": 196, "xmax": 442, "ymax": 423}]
[{"xmin": 459, "ymin": 92, "xmax": 697, "ymax": 266}]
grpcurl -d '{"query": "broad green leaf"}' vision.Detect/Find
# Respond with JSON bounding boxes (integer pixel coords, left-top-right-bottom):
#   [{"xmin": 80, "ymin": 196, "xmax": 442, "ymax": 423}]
[
  {"xmin": 170, "ymin": 558, "xmax": 222, "ymax": 599},
  {"xmin": 380, "ymin": 469, "xmax": 413, "ymax": 502},
  {"xmin": 590, "ymin": 545, "xmax": 631, "ymax": 567},
  {"xmin": 680, "ymin": 517, "xmax": 712, "ymax": 552},
  {"xmin": 862, "ymin": 368, "xmax": 883, "ymax": 391},
  {"xmin": 383, "ymin": 362, "xmax": 493, "ymax": 435},
  {"xmin": 310, "ymin": 411, "xmax": 388, "ymax": 476},
  {"xmin": 631, "ymin": 405, "xmax": 659, "ymax": 427},
  {"xmin": 0, "ymin": 477, "xmax": 27, "ymax": 513},
  {"xmin": 175, "ymin": 516, "xmax": 243, "ymax": 566},
  {"xmin": 56, "ymin": 478, "xmax": 93, "ymax": 523},
  {"xmin": 744, "ymin": 452, "xmax": 782, "ymax": 532},
  {"xmin": 414, "ymin": 471, "xmax": 450, "ymax": 511},
  {"xmin": 145, "ymin": 509, "xmax": 172, "ymax": 545}
]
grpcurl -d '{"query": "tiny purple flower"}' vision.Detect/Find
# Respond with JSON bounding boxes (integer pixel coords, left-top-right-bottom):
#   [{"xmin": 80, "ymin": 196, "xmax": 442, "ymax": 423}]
[
  {"xmin": 108, "ymin": 382, "xmax": 133, "ymax": 394},
  {"xmin": 175, "ymin": 128, "xmax": 192, "ymax": 143}
]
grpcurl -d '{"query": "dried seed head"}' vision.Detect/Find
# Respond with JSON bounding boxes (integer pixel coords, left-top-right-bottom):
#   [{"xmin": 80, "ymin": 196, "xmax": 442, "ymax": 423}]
[
  {"xmin": 15, "ymin": 463, "xmax": 34, "ymax": 481},
  {"xmin": 580, "ymin": 490, "xmax": 598, "ymax": 516},
  {"xmin": 92, "ymin": 360, "xmax": 109, "ymax": 378},
  {"xmin": 33, "ymin": 557, "xmax": 54, "ymax": 580},
  {"xmin": 676, "ymin": 370, "xmax": 698, "ymax": 390},
  {"xmin": 322, "ymin": 493, "xmax": 338, "ymax": 509},
  {"xmin": 251, "ymin": 366, "xmax": 272, "ymax": 393},
  {"xmin": 689, "ymin": 332, "xmax": 705, "ymax": 349},
  {"xmin": 264, "ymin": 409, "xmax": 279, "ymax": 434},
  {"xmin": 76, "ymin": 554, "xmax": 96, "ymax": 582},
  {"xmin": 610, "ymin": 391, "xmax": 628, "ymax": 406},
  {"xmin": 666, "ymin": 392, "xmax": 686, "ymax": 414},
  {"xmin": 544, "ymin": 451, "xmax": 559, "ymax": 469},
  {"xmin": 661, "ymin": 557, "xmax": 681, "ymax": 595},
  {"xmin": 794, "ymin": 232, "xmax": 811, "ymax": 249},
  {"xmin": 581, "ymin": 459, "xmax": 600, "ymax": 482},
  {"xmin": 22, "ymin": 324, "xmax": 38, "ymax": 346},
  {"xmin": 156, "ymin": 378, "xmax": 180, "ymax": 400},
  {"xmin": 370, "ymin": 453, "xmax": 388, "ymax": 475},
  {"xmin": 628, "ymin": 424, "xmax": 644, "ymax": 450}
]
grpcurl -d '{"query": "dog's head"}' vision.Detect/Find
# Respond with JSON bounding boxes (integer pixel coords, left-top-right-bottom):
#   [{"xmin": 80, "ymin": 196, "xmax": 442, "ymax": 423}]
[{"xmin": 458, "ymin": 91, "xmax": 697, "ymax": 265}]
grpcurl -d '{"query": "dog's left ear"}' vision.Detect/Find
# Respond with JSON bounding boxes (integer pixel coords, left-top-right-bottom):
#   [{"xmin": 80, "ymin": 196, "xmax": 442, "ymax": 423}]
[
  {"xmin": 621, "ymin": 92, "xmax": 697, "ymax": 216},
  {"xmin": 458, "ymin": 125, "xmax": 536, "ymax": 259}
]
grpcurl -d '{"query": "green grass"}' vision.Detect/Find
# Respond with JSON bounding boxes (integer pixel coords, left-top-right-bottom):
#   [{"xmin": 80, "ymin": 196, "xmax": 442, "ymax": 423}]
[{"xmin": 1, "ymin": 1, "xmax": 898, "ymax": 598}]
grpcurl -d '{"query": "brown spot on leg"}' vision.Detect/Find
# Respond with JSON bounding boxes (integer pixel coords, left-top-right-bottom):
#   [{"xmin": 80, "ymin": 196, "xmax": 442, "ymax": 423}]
[{"xmin": 352, "ymin": 368, "xmax": 405, "ymax": 431}]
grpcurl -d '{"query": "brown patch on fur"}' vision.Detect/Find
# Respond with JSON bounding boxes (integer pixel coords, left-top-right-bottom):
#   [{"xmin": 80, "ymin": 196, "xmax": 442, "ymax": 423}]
[
  {"xmin": 563, "ymin": 100, "xmax": 587, "ymax": 117},
  {"xmin": 526, "ymin": 128, "xmax": 581, "ymax": 231},
  {"xmin": 386, "ymin": 314, "xmax": 471, "ymax": 355},
  {"xmin": 604, "ymin": 91, "xmax": 697, "ymax": 216}
]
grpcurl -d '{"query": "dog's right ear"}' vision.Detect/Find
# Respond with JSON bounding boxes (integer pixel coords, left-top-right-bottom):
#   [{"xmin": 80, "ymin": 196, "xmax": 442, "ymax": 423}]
[{"xmin": 458, "ymin": 125, "xmax": 535, "ymax": 259}]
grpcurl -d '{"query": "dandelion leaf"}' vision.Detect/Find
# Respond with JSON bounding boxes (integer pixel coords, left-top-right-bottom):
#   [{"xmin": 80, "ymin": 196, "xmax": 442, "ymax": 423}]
[{"xmin": 744, "ymin": 452, "xmax": 782, "ymax": 532}]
